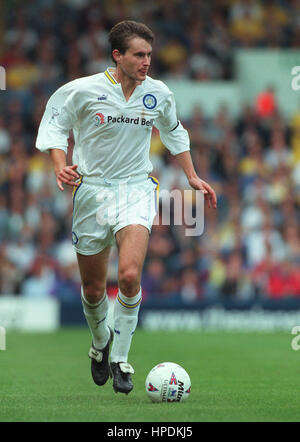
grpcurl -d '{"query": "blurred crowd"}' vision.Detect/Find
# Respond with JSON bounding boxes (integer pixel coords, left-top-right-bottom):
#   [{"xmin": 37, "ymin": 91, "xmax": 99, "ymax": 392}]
[
  {"xmin": 0, "ymin": 0, "xmax": 300, "ymax": 304},
  {"xmin": 2, "ymin": 0, "xmax": 300, "ymax": 88}
]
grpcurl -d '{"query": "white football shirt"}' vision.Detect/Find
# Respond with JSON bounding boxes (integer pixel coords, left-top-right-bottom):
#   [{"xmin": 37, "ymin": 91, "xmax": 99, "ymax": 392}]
[{"xmin": 36, "ymin": 67, "xmax": 190, "ymax": 179}]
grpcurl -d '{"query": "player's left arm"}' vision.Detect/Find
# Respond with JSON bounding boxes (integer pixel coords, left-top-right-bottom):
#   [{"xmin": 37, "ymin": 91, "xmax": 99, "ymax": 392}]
[
  {"xmin": 156, "ymin": 115, "xmax": 217, "ymax": 209},
  {"xmin": 154, "ymin": 88, "xmax": 217, "ymax": 209},
  {"xmin": 174, "ymin": 150, "xmax": 217, "ymax": 209}
]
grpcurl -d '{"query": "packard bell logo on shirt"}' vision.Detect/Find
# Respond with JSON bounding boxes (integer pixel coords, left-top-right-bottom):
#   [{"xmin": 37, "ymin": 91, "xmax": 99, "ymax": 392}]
[
  {"xmin": 94, "ymin": 112, "xmax": 154, "ymax": 127},
  {"xmin": 94, "ymin": 113, "xmax": 105, "ymax": 126}
]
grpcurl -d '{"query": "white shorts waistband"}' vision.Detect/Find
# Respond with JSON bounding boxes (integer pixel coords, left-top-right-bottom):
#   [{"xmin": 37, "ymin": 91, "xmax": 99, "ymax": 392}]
[{"xmin": 80, "ymin": 173, "xmax": 149, "ymax": 186}]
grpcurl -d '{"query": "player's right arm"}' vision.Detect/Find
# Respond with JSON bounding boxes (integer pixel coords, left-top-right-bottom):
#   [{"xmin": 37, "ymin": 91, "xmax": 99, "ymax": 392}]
[
  {"xmin": 50, "ymin": 149, "xmax": 80, "ymax": 192},
  {"xmin": 35, "ymin": 81, "xmax": 79, "ymax": 191}
]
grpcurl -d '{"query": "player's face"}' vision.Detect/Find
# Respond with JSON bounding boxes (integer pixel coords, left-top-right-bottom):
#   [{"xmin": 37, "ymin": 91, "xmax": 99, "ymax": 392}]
[{"xmin": 115, "ymin": 37, "xmax": 152, "ymax": 82}]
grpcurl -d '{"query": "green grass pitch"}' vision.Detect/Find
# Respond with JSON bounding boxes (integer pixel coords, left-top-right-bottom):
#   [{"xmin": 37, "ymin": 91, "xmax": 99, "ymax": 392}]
[{"xmin": 1, "ymin": 328, "xmax": 299, "ymax": 422}]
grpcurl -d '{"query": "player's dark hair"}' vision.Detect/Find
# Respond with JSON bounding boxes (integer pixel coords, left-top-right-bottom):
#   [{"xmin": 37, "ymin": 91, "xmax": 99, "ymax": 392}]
[{"xmin": 109, "ymin": 20, "xmax": 154, "ymax": 64}]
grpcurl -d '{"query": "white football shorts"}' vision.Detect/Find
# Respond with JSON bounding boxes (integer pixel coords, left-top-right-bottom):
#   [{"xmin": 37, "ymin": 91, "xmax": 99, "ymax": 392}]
[{"xmin": 71, "ymin": 173, "xmax": 159, "ymax": 255}]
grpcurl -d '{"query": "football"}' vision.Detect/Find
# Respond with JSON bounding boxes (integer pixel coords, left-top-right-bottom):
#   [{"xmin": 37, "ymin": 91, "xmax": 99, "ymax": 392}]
[{"xmin": 145, "ymin": 362, "xmax": 191, "ymax": 403}]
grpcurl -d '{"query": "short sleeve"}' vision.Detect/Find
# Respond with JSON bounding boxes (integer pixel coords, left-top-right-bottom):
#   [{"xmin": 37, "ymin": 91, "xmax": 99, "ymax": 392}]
[
  {"xmin": 154, "ymin": 92, "xmax": 190, "ymax": 156},
  {"xmin": 36, "ymin": 83, "xmax": 77, "ymax": 154}
]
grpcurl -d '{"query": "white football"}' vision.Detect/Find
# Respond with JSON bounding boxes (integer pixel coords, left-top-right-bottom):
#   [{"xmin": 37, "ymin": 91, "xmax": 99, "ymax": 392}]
[{"xmin": 145, "ymin": 362, "xmax": 191, "ymax": 403}]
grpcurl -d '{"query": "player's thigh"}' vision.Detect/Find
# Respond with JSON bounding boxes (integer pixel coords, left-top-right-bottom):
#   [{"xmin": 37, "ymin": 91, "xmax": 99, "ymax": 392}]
[
  {"xmin": 77, "ymin": 247, "xmax": 111, "ymax": 300},
  {"xmin": 116, "ymin": 224, "xmax": 149, "ymax": 279}
]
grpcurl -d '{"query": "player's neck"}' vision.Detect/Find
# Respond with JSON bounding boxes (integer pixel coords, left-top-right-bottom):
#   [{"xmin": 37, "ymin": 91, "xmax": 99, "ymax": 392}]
[{"xmin": 114, "ymin": 67, "xmax": 141, "ymax": 102}]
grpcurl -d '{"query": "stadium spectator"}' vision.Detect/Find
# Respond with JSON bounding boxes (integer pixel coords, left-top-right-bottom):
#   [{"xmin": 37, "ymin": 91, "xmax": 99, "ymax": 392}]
[
  {"xmin": 229, "ymin": 0, "xmax": 265, "ymax": 46},
  {"xmin": 255, "ymin": 86, "xmax": 277, "ymax": 119},
  {"xmin": 142, "ymin": 257, "xmax": 166, "ymax": 298}
]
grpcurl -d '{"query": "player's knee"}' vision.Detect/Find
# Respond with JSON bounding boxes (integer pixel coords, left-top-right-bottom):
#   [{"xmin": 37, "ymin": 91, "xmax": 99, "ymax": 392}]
[
  {"xmin": 119, "ymin": 267, "xmax": 140, "ymax": 290},
  {"xmin": 82, "ymin": 282, "xmax": 106, "ymax": 304}
]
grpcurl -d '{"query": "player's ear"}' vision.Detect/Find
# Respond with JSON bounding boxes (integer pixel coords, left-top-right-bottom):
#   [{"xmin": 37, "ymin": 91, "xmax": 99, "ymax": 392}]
[{"xmin": 112, "ymin": 49, "xmax": 122, "ymax": 64}]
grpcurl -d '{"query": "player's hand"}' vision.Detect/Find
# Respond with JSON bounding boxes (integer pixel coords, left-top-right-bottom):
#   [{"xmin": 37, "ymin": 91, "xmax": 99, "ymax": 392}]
[
  {"xmin": 56, "ymin": 164, "xmax": 80, "ymax": 191},
  {"xmin": 188, "ymin": 176, "xmax": 217, "ymax": 209}
]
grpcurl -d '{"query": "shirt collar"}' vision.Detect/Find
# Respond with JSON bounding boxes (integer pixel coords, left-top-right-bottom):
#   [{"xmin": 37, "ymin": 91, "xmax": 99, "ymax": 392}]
[{"xmin": 104, "ymin": 67, "xmax": 118, "ymax": 85}]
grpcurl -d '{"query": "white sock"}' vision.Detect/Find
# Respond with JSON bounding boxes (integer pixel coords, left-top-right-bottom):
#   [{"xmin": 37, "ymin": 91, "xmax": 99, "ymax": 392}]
[
  {"xmin": 110, "ymin": 288, "xmax": 142, "ymax": 363},
  {"xmin": 81, "ymin": 287, "xmax": 110, "ymax": 350}
]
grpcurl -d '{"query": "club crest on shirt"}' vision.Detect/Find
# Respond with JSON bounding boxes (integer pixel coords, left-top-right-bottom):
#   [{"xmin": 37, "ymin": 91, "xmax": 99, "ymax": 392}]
[{"xmin": 143, "ymin": 94, "xmax": 157, "ymax": 109}]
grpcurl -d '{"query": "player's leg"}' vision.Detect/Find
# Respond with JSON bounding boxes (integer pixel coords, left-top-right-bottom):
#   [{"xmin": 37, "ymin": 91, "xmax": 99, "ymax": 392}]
[
  {"xmin": 110, "ymin": 224, "xmax": 149, "ymax": 393},
  {"xmin": 77, "ymin": 247, "xmax": 113, "ymax": 386}
]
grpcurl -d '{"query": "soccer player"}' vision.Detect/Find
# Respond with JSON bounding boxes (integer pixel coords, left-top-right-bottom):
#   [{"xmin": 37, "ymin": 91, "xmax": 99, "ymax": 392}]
[{"xmin": 36, "ymin": 20, "xmax": 217, "ymax": 395}]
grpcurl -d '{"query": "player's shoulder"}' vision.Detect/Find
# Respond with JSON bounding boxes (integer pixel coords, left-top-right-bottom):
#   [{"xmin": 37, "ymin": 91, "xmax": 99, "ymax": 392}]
[
  {"xmin": 47, "ymin": 73, "xmax": 106, "ymax": 107},
  {"xmin": 144, "ymin": 76, "xmax": 172, "ymax": 97}
]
